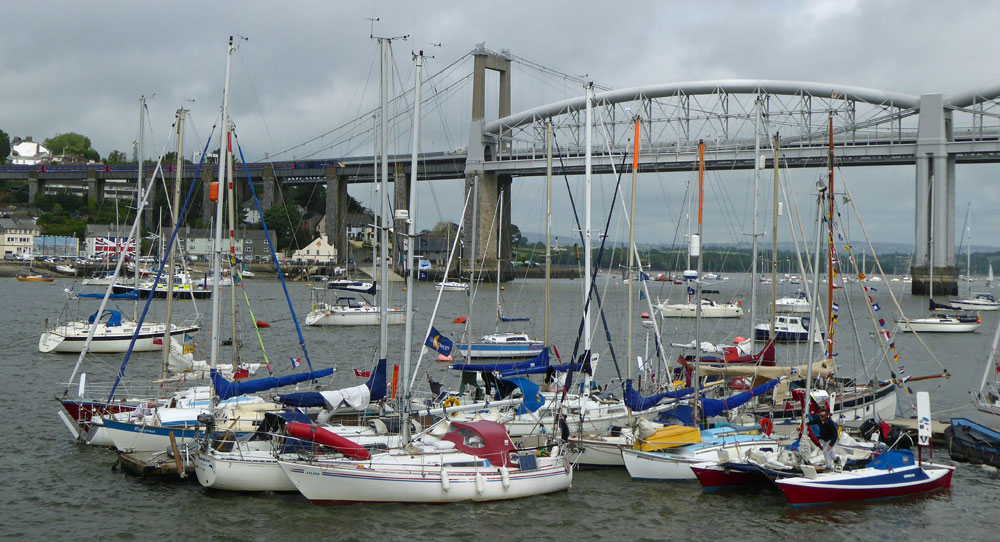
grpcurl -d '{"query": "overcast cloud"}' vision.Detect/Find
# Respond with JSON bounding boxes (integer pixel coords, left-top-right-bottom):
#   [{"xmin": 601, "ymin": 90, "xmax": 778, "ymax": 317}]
[{"xmin": 3, "ymin": 1, "xmax": 999, "ymax": 253}]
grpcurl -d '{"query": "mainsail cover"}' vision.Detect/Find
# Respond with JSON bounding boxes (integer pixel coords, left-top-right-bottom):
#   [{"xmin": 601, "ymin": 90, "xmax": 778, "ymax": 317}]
[
  {"xmin": 624, "ymin": 380, "xmax": 694, "ymax": 411},
  {"xmin": 658, "ymin": 378, "xmax": 782, "ymax": 425},
  {"xmin": 277, "ymin": 358, "xmax": 387, "ymax": 407},
  {"xmin": 450, "ymin": 348, "xmax": 549, "ymax": 374},
  {"xmin": 211, "ymin": 367, "xmax": 334, "ymax": 401},
  {"xmin": 686, "ymin": 359, "xmax": 836, "ymax": 379}
]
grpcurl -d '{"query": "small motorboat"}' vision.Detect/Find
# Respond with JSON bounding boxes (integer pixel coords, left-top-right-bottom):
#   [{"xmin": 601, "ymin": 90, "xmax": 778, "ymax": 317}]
[
  {"xmin": 754, "ymin": 315, "xmax": 819, "ymax": 342},
  {"xmin": 896, "ymin": 312, "xmax": 980, "ymax": 333},
  {"xmin": 947, "ymin": 293, "xmax": 1000, "ymax": 311},
  {"xmin": 945, "ymin": 417, "xmax": 1000, "ymax": 467}
]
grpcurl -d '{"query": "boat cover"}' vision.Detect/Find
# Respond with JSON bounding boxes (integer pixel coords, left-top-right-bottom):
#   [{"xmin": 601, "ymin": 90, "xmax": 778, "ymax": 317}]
[
  {"xmin": 450, "ymin": 348, "xmax": 549, "ymax": 373},
  {"xmin": 689, "ymin": 360, "xmax": 835, "ymax": 379},
  {"xmin": 656, "ymin": 378, "xmax": 782, "ymax": 425},
  {"xmin": 211, "ymin": 368, "xmax": 334, "ymax": 401},
  {"xmin": 75, "ymin": 291, "xmax": 139, "ymax": 300},
  {"xmin": 624, "ymin": 379, "xmax": 694, "ymax": 411},
  {"xmin": 277, "ymin": 359, "xmax": 386, "ymax": 407},
  {"xmin": 88, "ymin": 310, "xmax": 123, "ymax": 327}
]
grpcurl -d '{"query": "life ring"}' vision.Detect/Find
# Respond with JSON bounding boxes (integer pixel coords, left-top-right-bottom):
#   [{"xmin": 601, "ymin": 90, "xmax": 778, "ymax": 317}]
[{"xmin": 443, "ymin": 397, "xmax": 460, "ymax": 409}]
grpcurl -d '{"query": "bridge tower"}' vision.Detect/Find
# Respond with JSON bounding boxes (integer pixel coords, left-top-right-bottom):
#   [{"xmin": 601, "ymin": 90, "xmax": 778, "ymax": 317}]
[
  {"xmin": 911, "ymin": 94, "xmax": 957, "ymax": 295},
  {"xmin": 464, "ymin": 45, "xmax": 513, "ymax": 280}
]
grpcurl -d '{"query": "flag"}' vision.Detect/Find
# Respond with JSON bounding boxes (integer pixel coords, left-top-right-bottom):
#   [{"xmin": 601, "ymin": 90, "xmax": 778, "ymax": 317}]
[
  {"xmin": 832, "ymin": 303, "xmax": 839, "ymax": 312},
  {"xmin": 354, "ymin": 368, "xmax": 371, "ymax": 378},
  {"xmin": 878, "ymin": 318, "xmax": 885, "ymax": 326},
  {"xmin": 153, "ymin": 337, "xmax": 163, "ymax": 345},
  {"xmin": 290, "ymin": 357, "xmax": 302, "ymax": 368},
  {"xmin": 872, "ymin": 303, "xmax": 881, "ymax": 312},
  {"xmin": 425, "ymin": 326, "xmax": 454, "ymax": 356}
]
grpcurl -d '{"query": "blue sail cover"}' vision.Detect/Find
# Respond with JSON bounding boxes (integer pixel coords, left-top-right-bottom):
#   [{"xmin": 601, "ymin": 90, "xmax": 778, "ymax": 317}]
[
  {"xmin": 499, "ymin": 362, "xmax": 584, "ymax": 377},
  {"xmin": 656, "ymin": 378, "xmax": 782, "ymax": 425},
  {"xmin": 211, "ymin": 368, "xmax": 334, "ymax": 401},
  {"xmin": 276, "ymin": 358, "xmax": 387, "ymax": 407},
  {"xmin": 88, "ymin": 310, "xmax": 123, "ymax": 327},
  {"xmin": 450, "ymin": 349, "xmax": 549, "ymax": 373},
  {"xmin": 624, "ymin": 379, "xmax": 695, "ymax": 411},
  {"xmin": 504, "ymin": 377, "xmax": 544, "ymax": 414}
]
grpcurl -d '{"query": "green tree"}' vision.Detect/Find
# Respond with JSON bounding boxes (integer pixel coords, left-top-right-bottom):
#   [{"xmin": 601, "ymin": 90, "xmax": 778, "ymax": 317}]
[
  {"xmin": 262, "ymin": 204, "xmax": 305, "ymax": 252},
  {"xmin": 0, "ymin": 129, "xmax": 10, "ymax": 161},
  {"xmin": 106, "ymin": 150, "xmax": 128, "ymax": 164},
  {"xmin": 509, "ymin": 223, "xmax": 522, "ymax": 248},
  {"xmin": 44, "ymin": 132, "xmax": 100, "ymax": 162}
]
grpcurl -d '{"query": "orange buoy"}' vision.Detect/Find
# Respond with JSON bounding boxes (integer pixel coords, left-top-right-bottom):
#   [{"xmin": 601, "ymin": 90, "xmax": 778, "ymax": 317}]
[
  {"xmin": 452, "ymin": 316, "xmax": 467, "ymax": 324},
  {"xmin": 209, "ymin": 181, "xmax": 220, "ymax": 202},
  {"xmin": 437, "ymin": 354, "xmax": 453, "ymax": 362},
  {"xmin": 255, "ymin": 320, "xmax": 270, "ymax": 328},
  {"xmin": 640, "ymin": 312, "xmax": 650, "ymax": 319}
]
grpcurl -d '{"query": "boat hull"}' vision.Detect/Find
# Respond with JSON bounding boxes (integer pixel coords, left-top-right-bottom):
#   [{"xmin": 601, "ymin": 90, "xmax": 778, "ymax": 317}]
[
  {"xmin": 455, "ymin": 343, "xmax": 545, "ymax": 360},
  {"xmin": 945, "ymin": 418, "xmax": 1000, "ymax": 467},
  {"xmin": 622, "ymin": 437, "xmax": 780, "ymax": 480},
  {"xmin": 305, "ymin": 309, "xmax": 405, "ymax": 326},
  {"xmin": 775, "ymin": 463, "xmax": 954, "ymax": 506},
  {"xmin": 896, "ymin": 318, "xmax": 980, "ymax": 333},
  {"xmin": 278, "ymin": 455, "xmax": 572, "ymax": 504},
  {"xmin": 39, "ymin": 324, "xmax": 198, "ymax": 353},
  {"xmin": 195, "ymin": 450, "xmax": 297, "ymax": 492},
  {"xmin": 691, "ymin": 463, "xmax": 771, "ymax": 491},
  {"xmin": 103, "ymin": 418, "xmax": 202, "ymax": 453}
]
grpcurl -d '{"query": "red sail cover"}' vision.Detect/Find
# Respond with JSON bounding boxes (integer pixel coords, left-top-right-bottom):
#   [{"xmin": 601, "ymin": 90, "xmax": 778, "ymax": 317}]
[{"xmin": 285, "ymin": 422, "xmax": 371, "ymax": 460}]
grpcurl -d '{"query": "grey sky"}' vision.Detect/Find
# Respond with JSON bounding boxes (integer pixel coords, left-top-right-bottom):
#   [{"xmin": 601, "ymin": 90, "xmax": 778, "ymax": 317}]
[{"xmin": 3, "ymin": 1, "xmax": 998, "ymax": 252}]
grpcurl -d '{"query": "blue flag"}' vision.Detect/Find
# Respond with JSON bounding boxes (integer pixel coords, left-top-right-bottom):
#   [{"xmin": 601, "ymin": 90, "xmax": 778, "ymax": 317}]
[{"xmin": 425, "ymin": 326, "xmax": 454, "ymax": 356}]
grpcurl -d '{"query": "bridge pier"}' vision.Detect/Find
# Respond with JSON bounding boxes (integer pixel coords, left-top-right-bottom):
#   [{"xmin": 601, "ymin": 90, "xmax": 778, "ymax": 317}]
[
  {"xmin": 324, "ymin": 167, "xmax": 347, "ymax": 266},
  {"xmin": 87, "ymin": 169, "xmax": 105, "ymax": 207},
  {"xmin": 261, "ymin": 173, "xmax": 277, "ymax": 211},
  {"xmin": 462, "ymin": 47, "xmax": 514, "ymax": 280},
  {"xmin": 911, "ymin": 94, "xmax": 956, "ymax": 296},
  {"xmin": 28, "ymin": 173, "xmax": 44, "ymax": 203}
]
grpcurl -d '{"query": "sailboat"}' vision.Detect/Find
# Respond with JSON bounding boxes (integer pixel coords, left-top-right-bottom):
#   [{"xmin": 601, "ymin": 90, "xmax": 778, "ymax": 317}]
[
  {"xmin": 276, "ymin": 47, "xmax": 571, "ymax": 504},
  {"xmin": 454, "ymin": 192, "xmax": 543, "ymax": 360},
  {"xmin": 948, "ymin": 206, "xmax": 1000, "ymax": 310}
]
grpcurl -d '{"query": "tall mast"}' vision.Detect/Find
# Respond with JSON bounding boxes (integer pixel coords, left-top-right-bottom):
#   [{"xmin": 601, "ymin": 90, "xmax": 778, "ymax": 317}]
[
  {"xmin": 495, "ymin": 192, "xmax": 503, "ymax": 333},
  {"xmin": 770, "ymin": 134, "xmax": 780, "ymax": 341},
  {"xmin": 583, "ymin": 82, "xmax": 594, "ymax": 392},
  {"xmin": 693, "ymin": 140, "xmax": 705, "ymax": 427},
  {"xmin": 749, "ymin": 98, "xmax": 761, "ymax": 347},
  {"xmin": 227, "ymin": 114, "xmax": 239, "ymax": 370},
  {"xmin": 401, "ymin": 50, "xmax": 423, "ymax": 443},
  {"xmin": 544, "ymin": 121, "xmax": 553, "ymax": 350},
  {"xmin": 160, "ymin": 108, "xmax": 186, "ymax": 386},
  {"xmin": 378, "ymin": 37, "xmax": 389, "ymax": 362},
  {"xmin": 826, "ymin": 113, "xmax": 835, "ymax": 359},
  {"xmin": 800, "ymin": 181, "xmax": 827, "ymax": 436},
  {"xmin": 372, "ymin": 114, "xmax": 378, "ymax": 282},
  {"xmin": 627, "ymin": 116, "xmax": 640, "ymax": 386},
  {"xmin": 209, "ymin": 36, "xmax": 234, "ymax": 409},
  {"xmin": 134, "ymin": 96, "xmax": 145, "ymax": 319}
]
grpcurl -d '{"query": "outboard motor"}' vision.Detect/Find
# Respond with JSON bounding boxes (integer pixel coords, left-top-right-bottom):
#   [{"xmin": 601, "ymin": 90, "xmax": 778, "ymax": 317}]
[{"xmin": 197, "ymin": 413, "xmax": 216, "ymax": 452}]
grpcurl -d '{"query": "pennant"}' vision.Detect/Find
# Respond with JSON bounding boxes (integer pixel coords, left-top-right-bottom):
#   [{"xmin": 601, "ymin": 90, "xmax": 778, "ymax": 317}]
[
  {"xmin": 290, "ymin": 357, "xmax": 302, "ymax": 368},
  {"xmin": 893, "ymin": 353, "xmax": 900, "ymax": 361},
  {"xmin": 153, "ymin": 337, "xmax": 163, "ymax": 345},
  {"xmin": 832, "ymin": 303, "xmax": 839, "ymax": 312},
  {"xmin": 878, "ymin": 318, "xmax": 885, "ymax": 326},
  {"xmin": 858, "ymin": 272, "xmax": 867, "ymax": 281},
  {"xmin": 867, "ymin": 296, "xmax": 874, "ymax": 303},
  {"xmin": 844, "ymin": 245, "xmax": 851, "ymax": 251},
  {"xmin": 424, "ymin": 326, "xmax": 454, "ymax": 356},
  {"xmin": 872, "ymin": 303, "xmax": 881, "ymax": 312}
]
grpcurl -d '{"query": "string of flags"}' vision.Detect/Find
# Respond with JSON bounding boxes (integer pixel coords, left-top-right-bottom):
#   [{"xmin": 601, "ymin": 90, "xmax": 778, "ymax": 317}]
[{"xmin": 831, "ymin": 211, "xmax": 912, "ymax": 396}]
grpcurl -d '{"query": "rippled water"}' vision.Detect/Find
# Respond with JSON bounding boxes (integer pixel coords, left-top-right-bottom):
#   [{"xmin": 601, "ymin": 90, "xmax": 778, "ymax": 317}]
[{"xmin": 3, "ymin": 274, "xmax": 1000, "ymax": 540}]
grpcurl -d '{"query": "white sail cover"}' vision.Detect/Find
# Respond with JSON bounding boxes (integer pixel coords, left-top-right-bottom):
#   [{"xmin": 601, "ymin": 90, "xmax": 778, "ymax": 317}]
[{"xmin": 319, "ymin": 384, "xmax": 371, "ymax": 410}]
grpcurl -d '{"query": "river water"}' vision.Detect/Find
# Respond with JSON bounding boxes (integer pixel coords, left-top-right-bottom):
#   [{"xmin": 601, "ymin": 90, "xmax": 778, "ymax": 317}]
[{"xmin": 3, "ymin": 274, "xmax": 999, "ymax": 541}]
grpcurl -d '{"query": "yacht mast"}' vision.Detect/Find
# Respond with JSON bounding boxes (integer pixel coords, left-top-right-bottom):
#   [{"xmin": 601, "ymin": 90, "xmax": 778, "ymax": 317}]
[
  {"xmin": 378, "ymin": 37, "xmax": 390, "ymax": 363},
  {"xmin": 583, "ymin": 82, "xmax": 594, "ymax": 394},
  {"xmin": 401, "ymin": 50, "xmax": 423, "ymax": 443},
  {"xmin": 160, "ymin": 108, "xmax": 185, "ymax": 386},
  {"xmin": 209, "ymin": 36, "xmax": 234, "ymax": 409}
]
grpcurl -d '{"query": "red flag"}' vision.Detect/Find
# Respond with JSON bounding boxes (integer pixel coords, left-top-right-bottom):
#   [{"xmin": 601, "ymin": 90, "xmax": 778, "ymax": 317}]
[
  {"xmin": 153, "ymin": 338, "xmax": 163, "ymax": 345},
  {"xmin": 233, "ymin": 368, "xmax": 250, "ymax": 380},
  {"xmin": 354, "ymin": 368, "xmax": 371, "ymax": 378}
]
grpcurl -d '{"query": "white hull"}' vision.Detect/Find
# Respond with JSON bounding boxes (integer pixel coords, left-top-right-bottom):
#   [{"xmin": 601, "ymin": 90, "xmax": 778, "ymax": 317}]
[
  {"xmin": 278, "ymin": 452, "xmax": 572, "ymax": 503},
  {"xmin": 196, "ymin": 449, "xmax": 297, "ymax": 492},
  {"xmin": 659, "ymin": 302, "xmax": 743, "ymax": 318},
  {"xmin": 622, "ymin": 437, "xmax": 780, "ymax": 480},
  {"xmin": 39, "ymin": 322, "xmax": 198, "ymax": 353},
  {"xmin": 947, "ymin": 300, "xmax": 1000, "ymax": 311},
  {"xmin": 896, "ymin": 318, "xmax": 980, "ymax": 333},
  {"xmin": 568, "ymin": 434, "xmax": 630, "ymax": 467},
  {"xmin": 104, "ymin": 421, "xmax": 200, "ymax": 453},
  {"xmin": 305, "ymin": 307, "xmax": 405, "ymax": 326},
  {"xmin": 435, "ymin": 282, "xmax": 469, "ymax": 291}
]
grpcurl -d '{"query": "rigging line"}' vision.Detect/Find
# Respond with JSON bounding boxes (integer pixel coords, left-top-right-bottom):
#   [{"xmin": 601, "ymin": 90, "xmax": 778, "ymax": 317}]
[
  {"xmin": 409, "ymin": 188, "xmax": 473, "ymax": 390},
  {"xmin": 265, "ymin": 49, "xmax": 473, "ymax": 161},
  {"xmin": 839, "ymin": 176, "xmax": 949, "ymax": 375},
  {"xmin": 231, "ymin": 258, "xmax": 274, "ymax": 376},
  {"xmin": 552, "ymin": 134, "xmax": 626, "ymax": 381},
  {"xmin": 105, "ymin": 127, "xmax": 215, "ymax": 401},
  {"xmin": 234, "ymin": 131, "xmax": 314, "ymax": 372},
  {"xmin": 595, "ymin": 111, "xmax": 669, "ymax": 370},
  {"xmin": 561, "ymin": 137, "xmax": 631, "ymax": 387},
  {"xmin": 236, "ymin": 47, "xmax": 278, "ymax": 156}
]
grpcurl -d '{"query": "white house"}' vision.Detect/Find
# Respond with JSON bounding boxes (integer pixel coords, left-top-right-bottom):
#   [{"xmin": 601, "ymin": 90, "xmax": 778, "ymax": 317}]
[
  {"xmin": 0, "ymin": 218, "xmax": 39, "ymax": 258},
  {"xmin": 8, "ymin": 137, "xmax": 51, "ymax": 165},
  {"xmin": 290, "ymin": 233, "xmax": 338, "ymax": 264}
]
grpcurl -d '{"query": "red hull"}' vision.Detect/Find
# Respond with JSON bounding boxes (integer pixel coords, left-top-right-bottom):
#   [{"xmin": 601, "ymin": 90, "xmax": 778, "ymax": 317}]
[
  {"xmin": 691, "ymin": 465, "xmax": 770, "ymax": 490},
  {"xmin": 777, "ymin": 468, "xmax": 953, "ymax": 506},
  {"xmin": 58, "ymin": 398, "xmax": 135, "ymax": 432}
]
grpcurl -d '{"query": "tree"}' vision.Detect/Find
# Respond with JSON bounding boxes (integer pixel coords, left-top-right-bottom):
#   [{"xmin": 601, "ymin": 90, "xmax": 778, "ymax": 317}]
[
  {"xmin": 509, "ymin": 223, "xmax": 522, "ymax": 248},
  {"xmin": 0, "ymin": 128, "xmax": 10, "ymax": 161},
  {"xmin": 106, "ymin": 150, "xmax": 128, "ymax": 164},
  {"xmin": 262, "ymin": 204, "xmax": 305, "ymax": 252},
  {"xmin": 44, "ymin": 132, "xmax": 100, "ymax": 162}
]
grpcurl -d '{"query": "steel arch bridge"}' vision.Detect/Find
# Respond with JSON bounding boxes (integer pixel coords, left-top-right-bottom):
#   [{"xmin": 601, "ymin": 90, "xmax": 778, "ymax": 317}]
[{"xmin": 466, "ymin": 78, "xmax": 1000, "ymax": 293}]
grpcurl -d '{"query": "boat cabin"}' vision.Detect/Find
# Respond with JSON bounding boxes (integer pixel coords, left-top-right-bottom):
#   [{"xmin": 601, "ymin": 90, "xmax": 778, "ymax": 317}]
[{"xmin": 440, "ymin": 420, "xmax": 518, "ymax": 467}]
